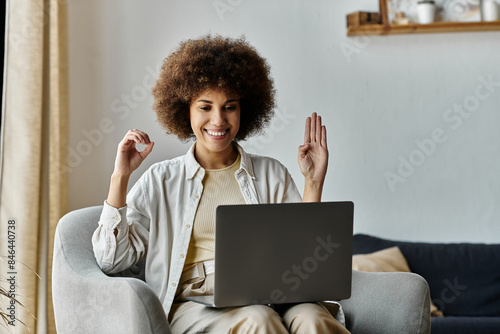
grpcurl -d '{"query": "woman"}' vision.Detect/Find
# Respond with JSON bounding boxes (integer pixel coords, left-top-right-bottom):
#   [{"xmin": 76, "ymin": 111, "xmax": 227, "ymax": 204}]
[{"xmin": 92, "ymin": 35, "xmax": 349, "ymax": 333}]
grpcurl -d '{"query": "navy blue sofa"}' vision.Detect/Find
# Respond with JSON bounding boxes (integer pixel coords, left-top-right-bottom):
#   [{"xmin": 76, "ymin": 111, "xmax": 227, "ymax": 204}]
[{"xmin": 353, "ymin": 234, "xmax": 500, "ymax": 334}]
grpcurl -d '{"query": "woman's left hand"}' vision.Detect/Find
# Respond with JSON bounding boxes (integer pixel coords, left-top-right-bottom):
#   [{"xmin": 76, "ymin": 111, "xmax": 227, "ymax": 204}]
[{"xmin": 298, "ymin": 112, "xmax": 329, "ymax": 186}]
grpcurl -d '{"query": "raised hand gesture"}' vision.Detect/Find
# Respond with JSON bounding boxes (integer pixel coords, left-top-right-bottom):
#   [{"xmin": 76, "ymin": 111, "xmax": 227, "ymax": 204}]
[
  {"xmin": 107, "ymin": 129, "xmax": 154, "ymax": 208},
  {"xmin": 114, "ymin": 129, "xmax": 154, "ymax": 177},
  {"xmin": 298, "ymin": 113, "xmax": 329, "ymax": 202}
]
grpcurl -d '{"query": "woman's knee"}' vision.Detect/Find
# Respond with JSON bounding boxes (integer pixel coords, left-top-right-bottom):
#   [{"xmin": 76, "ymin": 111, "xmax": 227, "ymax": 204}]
[
  {"xmin": 282, "ymin": 303, "xmax": 349, "ymax": 334},
  {"xmin": 239, "ymin": 305, "xmax": 282, "ymax": 324},
  {"xmin": 229, "ymin": 305, "xmax": 287, "ymax": 333}
]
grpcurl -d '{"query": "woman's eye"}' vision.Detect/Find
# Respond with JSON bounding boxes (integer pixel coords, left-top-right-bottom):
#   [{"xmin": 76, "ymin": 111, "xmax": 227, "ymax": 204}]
[
  {"xmin": 225, "ymin": 105, "xmax": 237, "ymax": 111},
  {"xmin": 200, "ymin": 106, "xmax": 211, "ymax": 111}
]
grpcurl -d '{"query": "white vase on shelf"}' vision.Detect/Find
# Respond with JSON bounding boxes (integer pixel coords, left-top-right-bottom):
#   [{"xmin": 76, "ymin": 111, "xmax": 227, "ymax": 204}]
[
  {"xmin": 417, "ymin": 0, "xmax": 436, "ymax": 24},
  {"xmin": 483, "ymin": 0, "xmax": 500, "ymax": 21}
]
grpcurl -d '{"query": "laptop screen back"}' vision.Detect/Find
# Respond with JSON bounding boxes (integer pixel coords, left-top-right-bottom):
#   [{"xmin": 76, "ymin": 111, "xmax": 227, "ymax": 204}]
[{"xmin": 214, "ymin": 201, "xmax": 353, "ymax": 307}]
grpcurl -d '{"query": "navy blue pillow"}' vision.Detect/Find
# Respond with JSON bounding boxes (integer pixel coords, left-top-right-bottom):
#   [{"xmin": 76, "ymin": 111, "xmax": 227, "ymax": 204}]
[{"xmin": 353, "ymin": 234, "xmax": 500, "ymax": 317}]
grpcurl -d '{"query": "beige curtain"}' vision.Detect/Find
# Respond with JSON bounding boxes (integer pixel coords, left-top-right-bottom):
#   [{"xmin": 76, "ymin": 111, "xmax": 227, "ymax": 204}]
[{"xmin": 0, "ymin": 0, "xmax": 68, "ymax": 333}]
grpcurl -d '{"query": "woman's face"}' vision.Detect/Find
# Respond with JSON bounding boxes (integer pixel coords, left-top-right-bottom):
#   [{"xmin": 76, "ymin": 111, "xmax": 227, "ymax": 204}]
[{"xmin": 189, "ymin": 89, "xmax": 241, "ymax": 161}]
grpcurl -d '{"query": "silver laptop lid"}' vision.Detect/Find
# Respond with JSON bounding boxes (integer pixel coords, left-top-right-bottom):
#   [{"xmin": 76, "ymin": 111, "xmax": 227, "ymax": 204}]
[{"xmin": 214, "ymin": 201, "xmax": 353, "ymax": 307}]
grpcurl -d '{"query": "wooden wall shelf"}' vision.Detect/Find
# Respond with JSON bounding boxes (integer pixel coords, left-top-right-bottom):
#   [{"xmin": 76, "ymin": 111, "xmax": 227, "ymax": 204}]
[
  {"xmin": 347, "ymin": 20, "xmax": 500, "ymax": 36},
  {"xmin": 347, "ymin": 0, "xmax": 500, "ymax": 36}
]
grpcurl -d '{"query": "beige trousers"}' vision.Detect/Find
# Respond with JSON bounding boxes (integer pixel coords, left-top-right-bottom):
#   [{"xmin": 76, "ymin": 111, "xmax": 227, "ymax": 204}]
[{"xmin": 168, "ymin": 271, "xmax": 350, "ymax": 334}]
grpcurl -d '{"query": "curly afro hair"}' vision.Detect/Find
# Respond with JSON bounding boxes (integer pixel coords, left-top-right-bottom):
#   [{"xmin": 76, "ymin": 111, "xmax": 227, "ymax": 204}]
[{"xmin": 152, "ymin": 35, "xmax": 276, "ymax": 141}]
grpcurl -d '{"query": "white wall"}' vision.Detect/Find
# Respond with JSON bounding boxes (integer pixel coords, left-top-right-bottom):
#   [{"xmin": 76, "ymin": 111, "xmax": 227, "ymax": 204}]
[{"xmin": 67, "ymin": 0, "xmax": 500, "ymax": 243}]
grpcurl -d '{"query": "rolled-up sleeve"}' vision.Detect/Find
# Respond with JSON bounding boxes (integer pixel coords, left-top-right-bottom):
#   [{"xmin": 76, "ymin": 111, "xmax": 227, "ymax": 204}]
[
  {"xmin": 92, "ymin": 173, "xmax": 151, "ymax": 274},
  {"xmin": 92, "ymin": 201, "xmax": 150, "ymax": 274}
]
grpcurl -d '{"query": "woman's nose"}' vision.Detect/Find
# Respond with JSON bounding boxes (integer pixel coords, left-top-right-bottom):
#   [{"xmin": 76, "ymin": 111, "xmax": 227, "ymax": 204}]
[{"xmin": 211, "ymin": 108, "xmax": 226, "ymax": 126}]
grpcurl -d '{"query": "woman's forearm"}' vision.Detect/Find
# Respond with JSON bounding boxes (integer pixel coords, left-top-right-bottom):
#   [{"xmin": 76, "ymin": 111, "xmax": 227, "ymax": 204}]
[
  {"xmin": 106, "ymin": 173, "xmax": 131, "ymax": 208},
  {"xmin": 302, "ymin": 179, "xmax": 324, "ymax": 202}
]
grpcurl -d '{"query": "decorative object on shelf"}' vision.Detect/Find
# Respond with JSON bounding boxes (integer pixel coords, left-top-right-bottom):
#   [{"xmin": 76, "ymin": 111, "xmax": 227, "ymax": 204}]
[
  {"xmin": 483, "ymin": 0, "xmax": 500, "ymax": 21},
  {"xmin": 392, "ymin": 11, "xmax": 412, "ymax": 24},
  {"xmin": 418, "ymin": 0, "xmax": 437, "ymax": 23},
  {"xmin": 385, "ymin": 0, "xmax": 416, "ymax": 24},
  {"xmin": 441, "ymin": 0, "xmax": 481, "ymax": 22},
  {"xmin": 347, "ymin": 11, "xmax": 381, "ymax": 27}
]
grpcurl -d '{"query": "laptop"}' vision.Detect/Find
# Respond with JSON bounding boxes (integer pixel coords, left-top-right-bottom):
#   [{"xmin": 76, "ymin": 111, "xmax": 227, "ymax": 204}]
[{"xmin": 187, "ymin": 201, "xmax": 354, "ymax": 308}]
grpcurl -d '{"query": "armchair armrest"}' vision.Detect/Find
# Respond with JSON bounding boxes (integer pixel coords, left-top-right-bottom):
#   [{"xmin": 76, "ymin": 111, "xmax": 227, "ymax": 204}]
[
  {"xmin": 339, "ymin": 270, "xmax": 431, "ymax": 334},
  {"xmin": 52, "ymin": 206, "xmax": 170, "ymax": 334}
]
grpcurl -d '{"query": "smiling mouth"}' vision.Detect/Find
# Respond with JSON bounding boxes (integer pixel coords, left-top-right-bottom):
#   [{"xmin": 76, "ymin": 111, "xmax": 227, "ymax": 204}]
[{"xmin": 205, "ymin": 129, "xmax": 229, "ymax": 138}]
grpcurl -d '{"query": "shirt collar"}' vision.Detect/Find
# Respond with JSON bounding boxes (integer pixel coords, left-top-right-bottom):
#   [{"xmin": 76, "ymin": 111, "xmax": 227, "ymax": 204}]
[
  {"xmin": 184, "ymin": 142, "xmax": 255, "ymax": 180},
  {"xmin": 234, "ymin": 142, "xmax": 255, "ymax": 179},
  {"xmin": 185, "ymin": 143, "xmax": 201, "ymax": 180}
]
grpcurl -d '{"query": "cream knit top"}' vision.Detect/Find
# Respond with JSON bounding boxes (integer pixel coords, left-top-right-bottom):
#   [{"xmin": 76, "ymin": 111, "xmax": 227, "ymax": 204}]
[{"xmin": 184, "ymin": 153, "xmax": 246, "ymax": 270}]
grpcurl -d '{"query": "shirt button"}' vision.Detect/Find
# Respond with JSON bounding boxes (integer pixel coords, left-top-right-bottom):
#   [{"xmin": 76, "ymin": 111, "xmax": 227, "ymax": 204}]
[
  {"xmin": 180, "ymin": 253, "xmax": 185, "ymax": 258},
  {"xmin": 194, "ymin": 194, "xmax": 199, "ymax": 199},
  {"xmin": 171, "ymin": 282, "xmax": 177, "ymax": 287},
  {"xmin": 108, "ymin": 243, "xmax": 114, "ymax": 248},
  {"xmin": 114, "ymin": 216, "xmax": 120, "ymax": 222},
  {"xmin": 186, "ymin": 224, "xmax": 191, "ymax": 229}
]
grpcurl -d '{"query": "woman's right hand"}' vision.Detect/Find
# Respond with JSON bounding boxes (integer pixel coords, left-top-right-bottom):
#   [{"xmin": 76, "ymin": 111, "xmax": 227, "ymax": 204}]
[
  {"xmin": 107, "ymin": 129, "xmax": 154, "ymax": 210},
  {"xmin": 113, "ymin": 129, "xmax": 154, "ymax": 177}
]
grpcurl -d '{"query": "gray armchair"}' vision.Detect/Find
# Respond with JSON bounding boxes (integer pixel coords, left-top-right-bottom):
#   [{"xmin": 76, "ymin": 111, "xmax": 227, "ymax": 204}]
[{"xmin": 52, "ymin": 206, "xmax": 431, "ymax": 334}]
